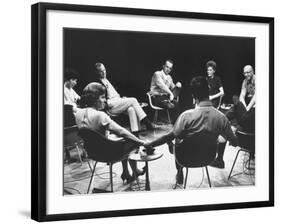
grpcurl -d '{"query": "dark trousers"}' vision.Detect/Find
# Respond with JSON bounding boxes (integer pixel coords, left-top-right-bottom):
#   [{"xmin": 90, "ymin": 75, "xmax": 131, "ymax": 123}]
[
  {"xmin": 151, "ymin": 87, "xmax": 181, "ymax": 122},
  {"xmin": 226, "ymin": 101, "xmax": 255, "ymax": 133},
  {"xmin": 211, "ymin": 97, "xmax": 220, "ymax": 108}
]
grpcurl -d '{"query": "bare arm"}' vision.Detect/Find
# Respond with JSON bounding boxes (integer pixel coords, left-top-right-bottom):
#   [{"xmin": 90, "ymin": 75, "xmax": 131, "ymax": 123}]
[
  {"xmin": 239, "ymin": 81, "xmax": 247, "ymax": 108},
  {"xmin": 209, "ymin": 87, "xmax": 224, "ymax": 100},
  {"xmin": 147, "ymin": 131, "xmax": 176, "ymax": 148},
  {"xmin": 246, "ymin": 94, "xmax": 255, "ymax": 111},
  {"xmin": 108, "ymin": 120, "xmax": 144, "ymax": 145}
]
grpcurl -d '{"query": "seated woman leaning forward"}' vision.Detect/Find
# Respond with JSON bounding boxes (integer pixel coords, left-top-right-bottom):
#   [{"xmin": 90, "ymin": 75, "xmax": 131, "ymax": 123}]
[{"xmin": 75, "ymin": 82, "xmax": 147, "ymax": 184}]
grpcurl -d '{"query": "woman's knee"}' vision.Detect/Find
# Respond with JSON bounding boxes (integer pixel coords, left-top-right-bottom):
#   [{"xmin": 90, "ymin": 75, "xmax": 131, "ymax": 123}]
[{"xmin": 217, "ymin": 135, "xmax": 226, "ymax": 143}]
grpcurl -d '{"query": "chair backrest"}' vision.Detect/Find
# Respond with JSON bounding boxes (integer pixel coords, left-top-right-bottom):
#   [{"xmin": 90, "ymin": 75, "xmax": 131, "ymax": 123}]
[
  {"xmin": 236, "ymin": 130, "xmax": 255, "ymax": 153},
  {"xmin": 146, "ymin": 92, "xmax": 163, "ymax": 110},
  {"xmin": 64, "ymin": 105, "xmax": 76, "ymax": 127},
  {"xmin": 78, "ymin": 128, "xmax": 128, "ymax": 163},
  {"xmin": 175, "ymin": 132, "xmax": 218, "ymax": 168},
  {"xmin": 64, "ymin": 125, "xmax": 83, "ymax": 148}
]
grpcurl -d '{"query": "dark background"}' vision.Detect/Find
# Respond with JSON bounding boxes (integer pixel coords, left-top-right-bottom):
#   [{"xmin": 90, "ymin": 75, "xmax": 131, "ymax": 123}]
[{"xmin": 64, "ymin": 28, "xmax": 255, "ymax": 112}]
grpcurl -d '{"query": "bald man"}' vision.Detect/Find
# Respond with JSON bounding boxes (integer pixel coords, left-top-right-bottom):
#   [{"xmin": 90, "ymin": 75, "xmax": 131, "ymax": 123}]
[
  {"xmin": 226, "ymin": 65, "xmax": 255, "ymax": 133},
  {"xmin": 240, "ymin": 65, "xmax": 256, "ymax": 111}
]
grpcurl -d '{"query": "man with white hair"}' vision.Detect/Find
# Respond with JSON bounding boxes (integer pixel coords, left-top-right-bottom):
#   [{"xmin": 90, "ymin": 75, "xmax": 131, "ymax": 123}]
[{"xmin": 94, "ymin": 62, "xmax": 155, "ymax": 133}]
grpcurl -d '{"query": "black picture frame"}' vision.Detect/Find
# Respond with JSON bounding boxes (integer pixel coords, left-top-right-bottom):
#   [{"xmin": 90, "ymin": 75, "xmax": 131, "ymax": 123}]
[{"xmin": 31, "ymin": 2, "xmax": 274, "ymax": 222}]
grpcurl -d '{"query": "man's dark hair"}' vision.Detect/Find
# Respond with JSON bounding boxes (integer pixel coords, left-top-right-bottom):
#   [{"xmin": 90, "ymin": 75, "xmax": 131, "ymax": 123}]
[
  {"xmin": 64, "ymin": 68, "xmax": 79, "ymax": 82},
  {"xmin": 206, "ymin": 60, "xmax": 216, "ymax": 71},
  {"xmin": 190, "ymin": 76, "xmax": 209, "ymax": 101}
]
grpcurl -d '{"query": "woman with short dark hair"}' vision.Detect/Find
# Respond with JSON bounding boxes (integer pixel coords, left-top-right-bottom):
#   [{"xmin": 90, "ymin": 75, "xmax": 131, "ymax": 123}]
[
  {"xmin": 76, "ymin": 82, "xmax": 146, "ymax": 183},
  {"xmin": 206, "ymin": 60, "xmax": 224, "ymax": 108},
  {"xmin": 64, "ymin": 69, "xmax": 80, "ymax": 113}
]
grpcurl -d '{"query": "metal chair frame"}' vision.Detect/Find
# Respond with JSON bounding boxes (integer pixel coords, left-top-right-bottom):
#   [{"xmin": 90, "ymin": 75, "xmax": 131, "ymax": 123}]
[
  {"xmin": 174, "ymin": 132, "xmax": 217, "ymax": 189},
  {"xmin": 146, "ymin": 92, "xmax": 171, "ymax": 124},
  {"xmin": 64, "ymin": 125, "xmax": 84, "ymax": 164},
  {"xmin": 79, "ymin": 129, "xmax": 131, "ymax": 193},
  {"xmin": 228, "ymin": 130, "xmax": 255, "ymax": 180},
  {"xmin": 217, "ymin": 95, "xmax": 223, "ymax": 109}
]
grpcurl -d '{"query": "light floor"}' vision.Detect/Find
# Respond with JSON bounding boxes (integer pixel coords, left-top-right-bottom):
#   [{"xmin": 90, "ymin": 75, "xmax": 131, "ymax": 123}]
[{"xmin": 63, "ymin": 124, "xmax": 255, "ymax": 195}]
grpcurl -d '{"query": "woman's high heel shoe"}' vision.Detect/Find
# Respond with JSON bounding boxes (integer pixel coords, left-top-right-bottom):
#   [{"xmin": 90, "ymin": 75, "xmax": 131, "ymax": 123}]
[{"xmin": 121, "ymin": 173, "xmax": 135, "ymax": 184}]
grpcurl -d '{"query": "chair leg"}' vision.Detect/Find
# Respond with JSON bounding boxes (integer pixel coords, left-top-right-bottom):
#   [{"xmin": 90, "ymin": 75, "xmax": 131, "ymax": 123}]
[
  {"xmin": 86, "ymin": 160, "xmax": 93, "ymax": 173},
  {"xmin": 205, "ymin": 166, "xmax": 211, "ymax": 188},
  {"xmin": 228, "ymin": 149, "xmax": 242, "ymax": 180},
  {"xmin": 154, "ymin": 110, "xmax": 158, "ymax": 124},
  {"xmin": 64, "ymin": 147, "xmax": 71, "ymax": 163},
  {"xmin": 247, "ymin": 152, "xmax": 251, "ymax": 169},
  {"xmin": 109, "ymin": 163, "xmax": 113, "ymax": 192},
  {"xmin": 173, "ymin": 174, "xmax": 178, "ymax": 190},
  {"xmin": 87, "ymin": 161, "xmax": 98, "ymax": 194},
  {"xmin": 75, "ymin": 143, "xmax": 83, "ymax": 165},
  {"xmin": 167, "ymin": 109, "xmax": 171, "ymax": 124},
  {"xmin": 184, "ymin": 168, "xmax": 188, "ymax": 189}
]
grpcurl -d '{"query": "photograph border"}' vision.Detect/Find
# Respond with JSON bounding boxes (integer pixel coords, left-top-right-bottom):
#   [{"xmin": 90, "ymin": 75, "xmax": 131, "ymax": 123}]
[{"xmin": 31, "ymin": 2, "xmax": 274, "ymax": 222}]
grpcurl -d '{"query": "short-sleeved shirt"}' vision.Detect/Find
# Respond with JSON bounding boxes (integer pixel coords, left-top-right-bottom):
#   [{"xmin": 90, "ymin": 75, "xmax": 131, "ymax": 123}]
[
  {"xmin": 64, "ymin": 85, "xmax": 80, "ymax": 107},
  {"xmin": 172, "ymin": 100, "xmax": 237, "ymax": 145},
  {"xmin": 150, "ymin": 70, "xmax": 175, "ymax": 95},
  {"xmin": 207, "ymin": 75, "xmax": 223, "ymax": 96},
  {"xmin": 242, "ymin": 75, "xmax": 255, "ymax": 98},
  {"xmin": 75, "ymin": 108, "xmax": 113, "ymax": 137}
]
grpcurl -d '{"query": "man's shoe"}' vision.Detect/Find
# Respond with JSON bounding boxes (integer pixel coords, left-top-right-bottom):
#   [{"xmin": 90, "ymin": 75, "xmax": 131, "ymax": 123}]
[{"xmin": 210, "ymin": 159, "xmax": 225, "ymax": 169}]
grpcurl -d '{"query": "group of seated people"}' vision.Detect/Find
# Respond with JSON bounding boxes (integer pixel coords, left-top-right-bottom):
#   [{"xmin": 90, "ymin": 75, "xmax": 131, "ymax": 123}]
[{"xmin": 64, "ymin": 59, "xmax": 256, "ymax": 185}]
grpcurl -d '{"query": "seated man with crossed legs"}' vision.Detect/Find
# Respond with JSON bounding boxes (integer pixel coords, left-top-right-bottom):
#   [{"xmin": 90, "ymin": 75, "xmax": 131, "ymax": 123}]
[
  {"xmin": 150, "ymin": 59, "xmax": 182, "ymax": 123},
  {"xmin": 94, "ymin": 62, "xmax": 155, "ymax": 133}
]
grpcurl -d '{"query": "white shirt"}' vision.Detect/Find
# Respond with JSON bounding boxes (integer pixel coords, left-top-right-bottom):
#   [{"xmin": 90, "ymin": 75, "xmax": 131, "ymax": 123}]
[
  {"xmin": 150, "ymin": 70, "xmax": 175, "ymax": 95},
  {"xmin": 100, "ymin": 78, "xmax": 120, "ymax": 99},
  {"xmin": 64, "ymin": 85, "xmax": 80, "ymax": 107}
]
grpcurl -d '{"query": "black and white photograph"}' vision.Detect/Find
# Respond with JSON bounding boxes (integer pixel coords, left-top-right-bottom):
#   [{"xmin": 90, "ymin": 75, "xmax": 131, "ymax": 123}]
[
  {"xmin": 63, "ymin": 28, "xmax": 256, "ymax": 194},
  {"xmin": 30, "ymin": 2, "xmax": 274, "ymax": 221},
  {"xmin": 1, "ymin": 0, "xmax": 279, "ymax": 223}
]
